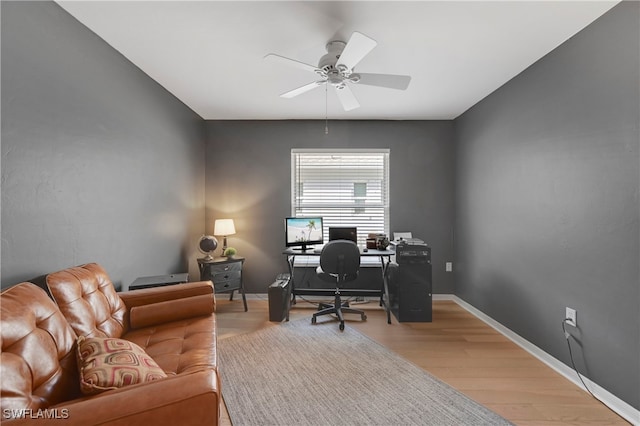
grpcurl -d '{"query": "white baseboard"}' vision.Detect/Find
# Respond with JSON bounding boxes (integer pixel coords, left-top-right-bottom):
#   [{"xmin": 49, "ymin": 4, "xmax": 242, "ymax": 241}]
[{"xmin": 444, "ymin": 294, "xmax": 639, "ymax": 425}]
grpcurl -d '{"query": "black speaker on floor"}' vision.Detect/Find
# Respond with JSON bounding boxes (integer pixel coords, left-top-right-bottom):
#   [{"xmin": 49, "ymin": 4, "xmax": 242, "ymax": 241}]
[{"xmin": 268, "ymin": 274, "xmax": 291, "ymax": 322}]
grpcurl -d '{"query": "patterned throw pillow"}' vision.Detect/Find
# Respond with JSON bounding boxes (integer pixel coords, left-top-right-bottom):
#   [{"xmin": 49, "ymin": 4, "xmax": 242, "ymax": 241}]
[{"xmin": 76, "ymin": 336, "xmax": 167, "ymax": 395}]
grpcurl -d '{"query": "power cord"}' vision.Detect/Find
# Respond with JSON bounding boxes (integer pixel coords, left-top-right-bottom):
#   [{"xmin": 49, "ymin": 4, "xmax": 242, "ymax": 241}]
[
  {"xmin": 562, "ymin": 319, "xmax": 598, "ymax": 400},
  {"xmin": 298, "ymin": 294, "xmax": 358, "ymax": 308},
  {"xmin": 562, "ymin": 318, "xmax": 621, "ymax": 418},
  {"xmin": 298, "ymin": 295, "xmax": 366, "ymax": 324},
  {"xmin": 298, "ymin": 295, "xmax": 334, "ymax": 307}
]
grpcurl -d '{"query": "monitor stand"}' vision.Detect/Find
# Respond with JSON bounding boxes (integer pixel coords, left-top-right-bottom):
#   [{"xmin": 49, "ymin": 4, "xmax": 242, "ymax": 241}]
[{"xmin": 291, "ymin": 245, "xmax": 314, "ymax": 252}]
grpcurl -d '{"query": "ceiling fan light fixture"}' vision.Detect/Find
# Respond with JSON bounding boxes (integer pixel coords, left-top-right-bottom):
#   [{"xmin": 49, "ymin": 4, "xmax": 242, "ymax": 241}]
[{"xmin": 327, "ymin": 70, "xmax": 343, "ymax": 86}]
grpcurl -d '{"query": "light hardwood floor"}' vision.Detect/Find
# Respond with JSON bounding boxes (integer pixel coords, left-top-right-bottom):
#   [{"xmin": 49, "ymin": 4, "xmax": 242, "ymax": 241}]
[{"xmin": 216, "ymin": 297, "xmax": 629, "ymax": 426}]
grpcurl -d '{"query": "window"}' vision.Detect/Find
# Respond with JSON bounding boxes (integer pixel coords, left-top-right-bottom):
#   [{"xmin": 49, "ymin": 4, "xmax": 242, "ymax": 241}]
[{"xmin": 291, "ymin": 149, "xmax": 389, "ymax": 246}]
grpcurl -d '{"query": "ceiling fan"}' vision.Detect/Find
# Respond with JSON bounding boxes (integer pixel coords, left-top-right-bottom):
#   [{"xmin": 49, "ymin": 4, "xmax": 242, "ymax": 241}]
[{"xmin": 264, "ymin": 31, "xmax": 411, "ymax": 111}]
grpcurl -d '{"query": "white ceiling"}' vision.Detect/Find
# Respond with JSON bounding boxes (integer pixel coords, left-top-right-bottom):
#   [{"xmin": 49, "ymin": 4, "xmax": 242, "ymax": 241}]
[{"xmin": 56, "ymin": 1, "xmax": 619, "ymax": 120}]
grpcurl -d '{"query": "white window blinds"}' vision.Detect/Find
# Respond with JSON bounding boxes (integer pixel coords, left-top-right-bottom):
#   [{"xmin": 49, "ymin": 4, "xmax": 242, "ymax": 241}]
[{"xmin": 291, "ymin": 149, "xmax": 390, "ymax": 246}]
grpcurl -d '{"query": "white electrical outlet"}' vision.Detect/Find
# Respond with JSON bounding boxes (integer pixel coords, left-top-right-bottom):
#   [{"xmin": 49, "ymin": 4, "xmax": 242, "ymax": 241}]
[
  {"xmin": 565, "ymin": 307, "xmax": 577, "ymax": 327},
  {"xmin": 446, "ymin": 262, "xmax": 453, "ymax": 272}
]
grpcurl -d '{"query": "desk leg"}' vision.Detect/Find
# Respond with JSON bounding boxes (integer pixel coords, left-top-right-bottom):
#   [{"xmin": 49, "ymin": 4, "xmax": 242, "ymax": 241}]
[
  {"xmin": 286, "ymin": 255, "xmax": 296, "ymax": 307},
  {"xmin": 285, "ymin": 274, "xmax": 292, "ymax": 322},
  {"xmin": 379, "ymin": 255, "xmax": 392, "ymax": 324}
]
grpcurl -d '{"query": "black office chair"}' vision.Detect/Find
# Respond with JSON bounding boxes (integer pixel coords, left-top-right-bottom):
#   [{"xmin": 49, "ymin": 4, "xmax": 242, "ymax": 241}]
[{"xmin": 312, "ymin": 240, "xmax": 367, "ymax": 331}]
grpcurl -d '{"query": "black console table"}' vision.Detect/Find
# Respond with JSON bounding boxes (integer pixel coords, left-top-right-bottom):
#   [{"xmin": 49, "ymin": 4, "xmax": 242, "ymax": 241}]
[{"xmin": 129, "ymin": 273, "xmax": 189, "ymax": 291}]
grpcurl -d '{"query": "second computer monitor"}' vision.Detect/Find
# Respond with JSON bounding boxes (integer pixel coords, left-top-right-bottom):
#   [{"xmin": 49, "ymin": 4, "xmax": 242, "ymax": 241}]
[{"xmin": 328, "ymin": 227, "xmax": 357, "ymax": 243}]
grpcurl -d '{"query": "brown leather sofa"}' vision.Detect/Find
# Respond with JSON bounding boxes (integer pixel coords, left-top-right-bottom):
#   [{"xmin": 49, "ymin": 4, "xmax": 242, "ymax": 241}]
[{"xmin": 1, "ymin": 263, "xmax": 220, "ymax": 425}]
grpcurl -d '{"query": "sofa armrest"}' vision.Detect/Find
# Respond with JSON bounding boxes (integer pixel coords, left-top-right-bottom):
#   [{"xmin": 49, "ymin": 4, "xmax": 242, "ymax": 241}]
[
  {"xmin": 48, "ymin": 370, "xmax": 220, "ymax": 426},
  {"xmin": 129, "ymin": 293, "xmax": 214, "ymax": 329},
  {"xmin": 118, "ymin": 281, "xmax": 216, "ymax": 330},
  {"xmin": 119, "ymin": 281, "xmax": 215, "ymax": 310}
]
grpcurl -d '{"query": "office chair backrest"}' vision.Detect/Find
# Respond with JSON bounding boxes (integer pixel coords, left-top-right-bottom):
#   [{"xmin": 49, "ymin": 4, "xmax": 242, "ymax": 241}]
[{"xmin": 319, "ymin": 240, "xmax": 360, "ymax": 281}]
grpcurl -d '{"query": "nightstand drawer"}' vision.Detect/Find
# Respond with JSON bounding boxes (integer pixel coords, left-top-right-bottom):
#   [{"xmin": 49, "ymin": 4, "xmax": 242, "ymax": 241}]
[
  {"xmin": 214, "ymin": 279, "xmax": 241, "ymax": 293},
  {"xmin": 212, "ymin": 270, "xmax": 241, "ymax": 283},
  {"xmin": 209, "ymin": 262, "xmax": 242, "ymax": 273}
]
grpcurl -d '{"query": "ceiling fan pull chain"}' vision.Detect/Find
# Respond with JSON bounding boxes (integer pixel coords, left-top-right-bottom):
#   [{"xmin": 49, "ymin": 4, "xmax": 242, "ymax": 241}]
[{"xmin": 325, "ymin": 83, "xmax": 329, "ymax": 135}]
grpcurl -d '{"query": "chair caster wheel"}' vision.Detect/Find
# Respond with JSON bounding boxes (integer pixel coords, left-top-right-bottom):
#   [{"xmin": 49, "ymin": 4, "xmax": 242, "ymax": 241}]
[
  {"xmin": 339, "ymin": 323, "xmax": 345, "ymax": 331},
  {"xmin": 311, "ymin": 317, "xmax": 317, "ymax": 324}
]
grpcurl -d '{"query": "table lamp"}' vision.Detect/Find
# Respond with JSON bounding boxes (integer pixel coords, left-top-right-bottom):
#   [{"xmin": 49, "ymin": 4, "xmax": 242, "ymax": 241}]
[{"xmin": 214, "ymin": 219, "xmax": 236, "ymax": 251}]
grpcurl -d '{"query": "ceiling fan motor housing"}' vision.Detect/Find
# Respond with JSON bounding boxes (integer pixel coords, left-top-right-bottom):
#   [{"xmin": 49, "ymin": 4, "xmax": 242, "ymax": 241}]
[
  {"xmin": 320, "ymin": 40, "xmax": 358, "ymax": 88},
  {"xmin": 319, "ymin": 40, "xmax": 346, "ymax": 74}
]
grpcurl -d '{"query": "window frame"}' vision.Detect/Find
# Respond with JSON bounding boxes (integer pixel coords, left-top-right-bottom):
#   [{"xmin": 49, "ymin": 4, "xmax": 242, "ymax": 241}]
[{"xmin": 291, "ymin": 148, "xmax": 390, "ymax": 247}]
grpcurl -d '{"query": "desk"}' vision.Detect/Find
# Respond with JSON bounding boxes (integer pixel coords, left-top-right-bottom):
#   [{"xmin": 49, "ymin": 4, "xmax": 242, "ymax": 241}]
[{"xmin": 283, "ymin": 247, "xmax": 394, "ymax": 324}]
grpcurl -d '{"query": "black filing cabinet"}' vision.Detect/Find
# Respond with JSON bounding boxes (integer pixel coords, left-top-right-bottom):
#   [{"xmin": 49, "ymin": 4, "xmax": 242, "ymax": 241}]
[{"xmin": 198, "ymin": 256, "xmax": 247, "ymax": 311}]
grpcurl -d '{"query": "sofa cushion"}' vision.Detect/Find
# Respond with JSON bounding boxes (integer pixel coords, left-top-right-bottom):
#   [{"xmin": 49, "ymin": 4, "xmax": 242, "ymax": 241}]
[
  {"xmin": 1, "ymin": 283, "xmax": 81, "ymax": 412},
  {"xmin": 76, "ymin": 336, "xmax": 167, "ymax": 395},
  {"xmin": 123, "ymin": 315, "xmax": 217, "ymax": 376},
  {"xmin": 47, "ymin": 263, "xmax": 127, "ymax": 339}
]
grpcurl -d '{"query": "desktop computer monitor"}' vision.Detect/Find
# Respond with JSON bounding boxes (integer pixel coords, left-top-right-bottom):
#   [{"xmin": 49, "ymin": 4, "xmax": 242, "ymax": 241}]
[
  {"xmin": 285, "ymin": 217, "xmax": 324, "ymax": 251},
  {"xmin": 328, "ymin": 227, "xmax": 357, "ymax": 244}
]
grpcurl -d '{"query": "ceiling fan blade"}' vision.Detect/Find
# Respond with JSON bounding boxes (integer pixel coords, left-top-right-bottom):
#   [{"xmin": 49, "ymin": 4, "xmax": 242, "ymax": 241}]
[
  {"xmin": 354, "ymin": 73, "xmax": 411, "ymax": 90},
  {"xmin": 335, "ymin": 85, "xmax": 360, "ymax": 111},
  {"xmin": 335, "ymin": 32, "xmax": 377, "ymax": 71},
  {"xmin": 281, "ymin": 81, "xmax": 325, "ymax": 98},
  {"xmin": 264, "ymin": 54, "xmax": 322, "ymax": 75}
]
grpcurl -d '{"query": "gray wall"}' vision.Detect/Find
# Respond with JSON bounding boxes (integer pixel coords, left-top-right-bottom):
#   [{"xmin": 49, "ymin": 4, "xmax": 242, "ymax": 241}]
[
  {"xmin": 454, "ymin": 2, "xmax": 639, "ymax": 409},
  {"xmin": 1, "ymin": 1, "xmax": 206, "ymax": 289},
  {"xmin": 205, "ymin": 120, "xmax": 455, "ymax": 293},
  {"xmin": 3, "ymin": 0, "xmax": 636, "ymax": 412}
]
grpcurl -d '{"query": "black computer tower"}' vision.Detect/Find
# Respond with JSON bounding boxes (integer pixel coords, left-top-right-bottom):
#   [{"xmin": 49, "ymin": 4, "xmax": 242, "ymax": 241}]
[{"xmin": 388, "ymin": 244, "xmax": 432, "ymax": 322}]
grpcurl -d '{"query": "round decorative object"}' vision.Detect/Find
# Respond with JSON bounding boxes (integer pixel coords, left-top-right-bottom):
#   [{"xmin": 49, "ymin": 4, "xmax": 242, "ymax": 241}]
[
  {"xmin": 198, "ymin": 235, "xmax": 218, "ymax": 260},
  {"xmin": 223, "ymin": 247, "xmax": 237, "ymax": 258}
]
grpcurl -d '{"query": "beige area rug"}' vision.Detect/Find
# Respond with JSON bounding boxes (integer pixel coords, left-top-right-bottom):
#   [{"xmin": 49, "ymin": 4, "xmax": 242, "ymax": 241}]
[{"xmin": 219, "ymin": 318, "xmax": 512, "ymax": 425}]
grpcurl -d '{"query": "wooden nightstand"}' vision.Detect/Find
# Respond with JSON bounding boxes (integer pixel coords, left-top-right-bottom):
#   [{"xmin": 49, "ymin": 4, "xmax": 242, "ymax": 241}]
[{"xmin": 197, "ymin": 256, "xmax": 247, "ymax": 311}]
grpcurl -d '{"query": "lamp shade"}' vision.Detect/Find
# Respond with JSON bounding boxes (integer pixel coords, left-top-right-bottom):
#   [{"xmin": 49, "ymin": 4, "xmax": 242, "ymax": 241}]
[{"xmin": 214, "ymin": 219, "xmax": 236, "ymax": 236}]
